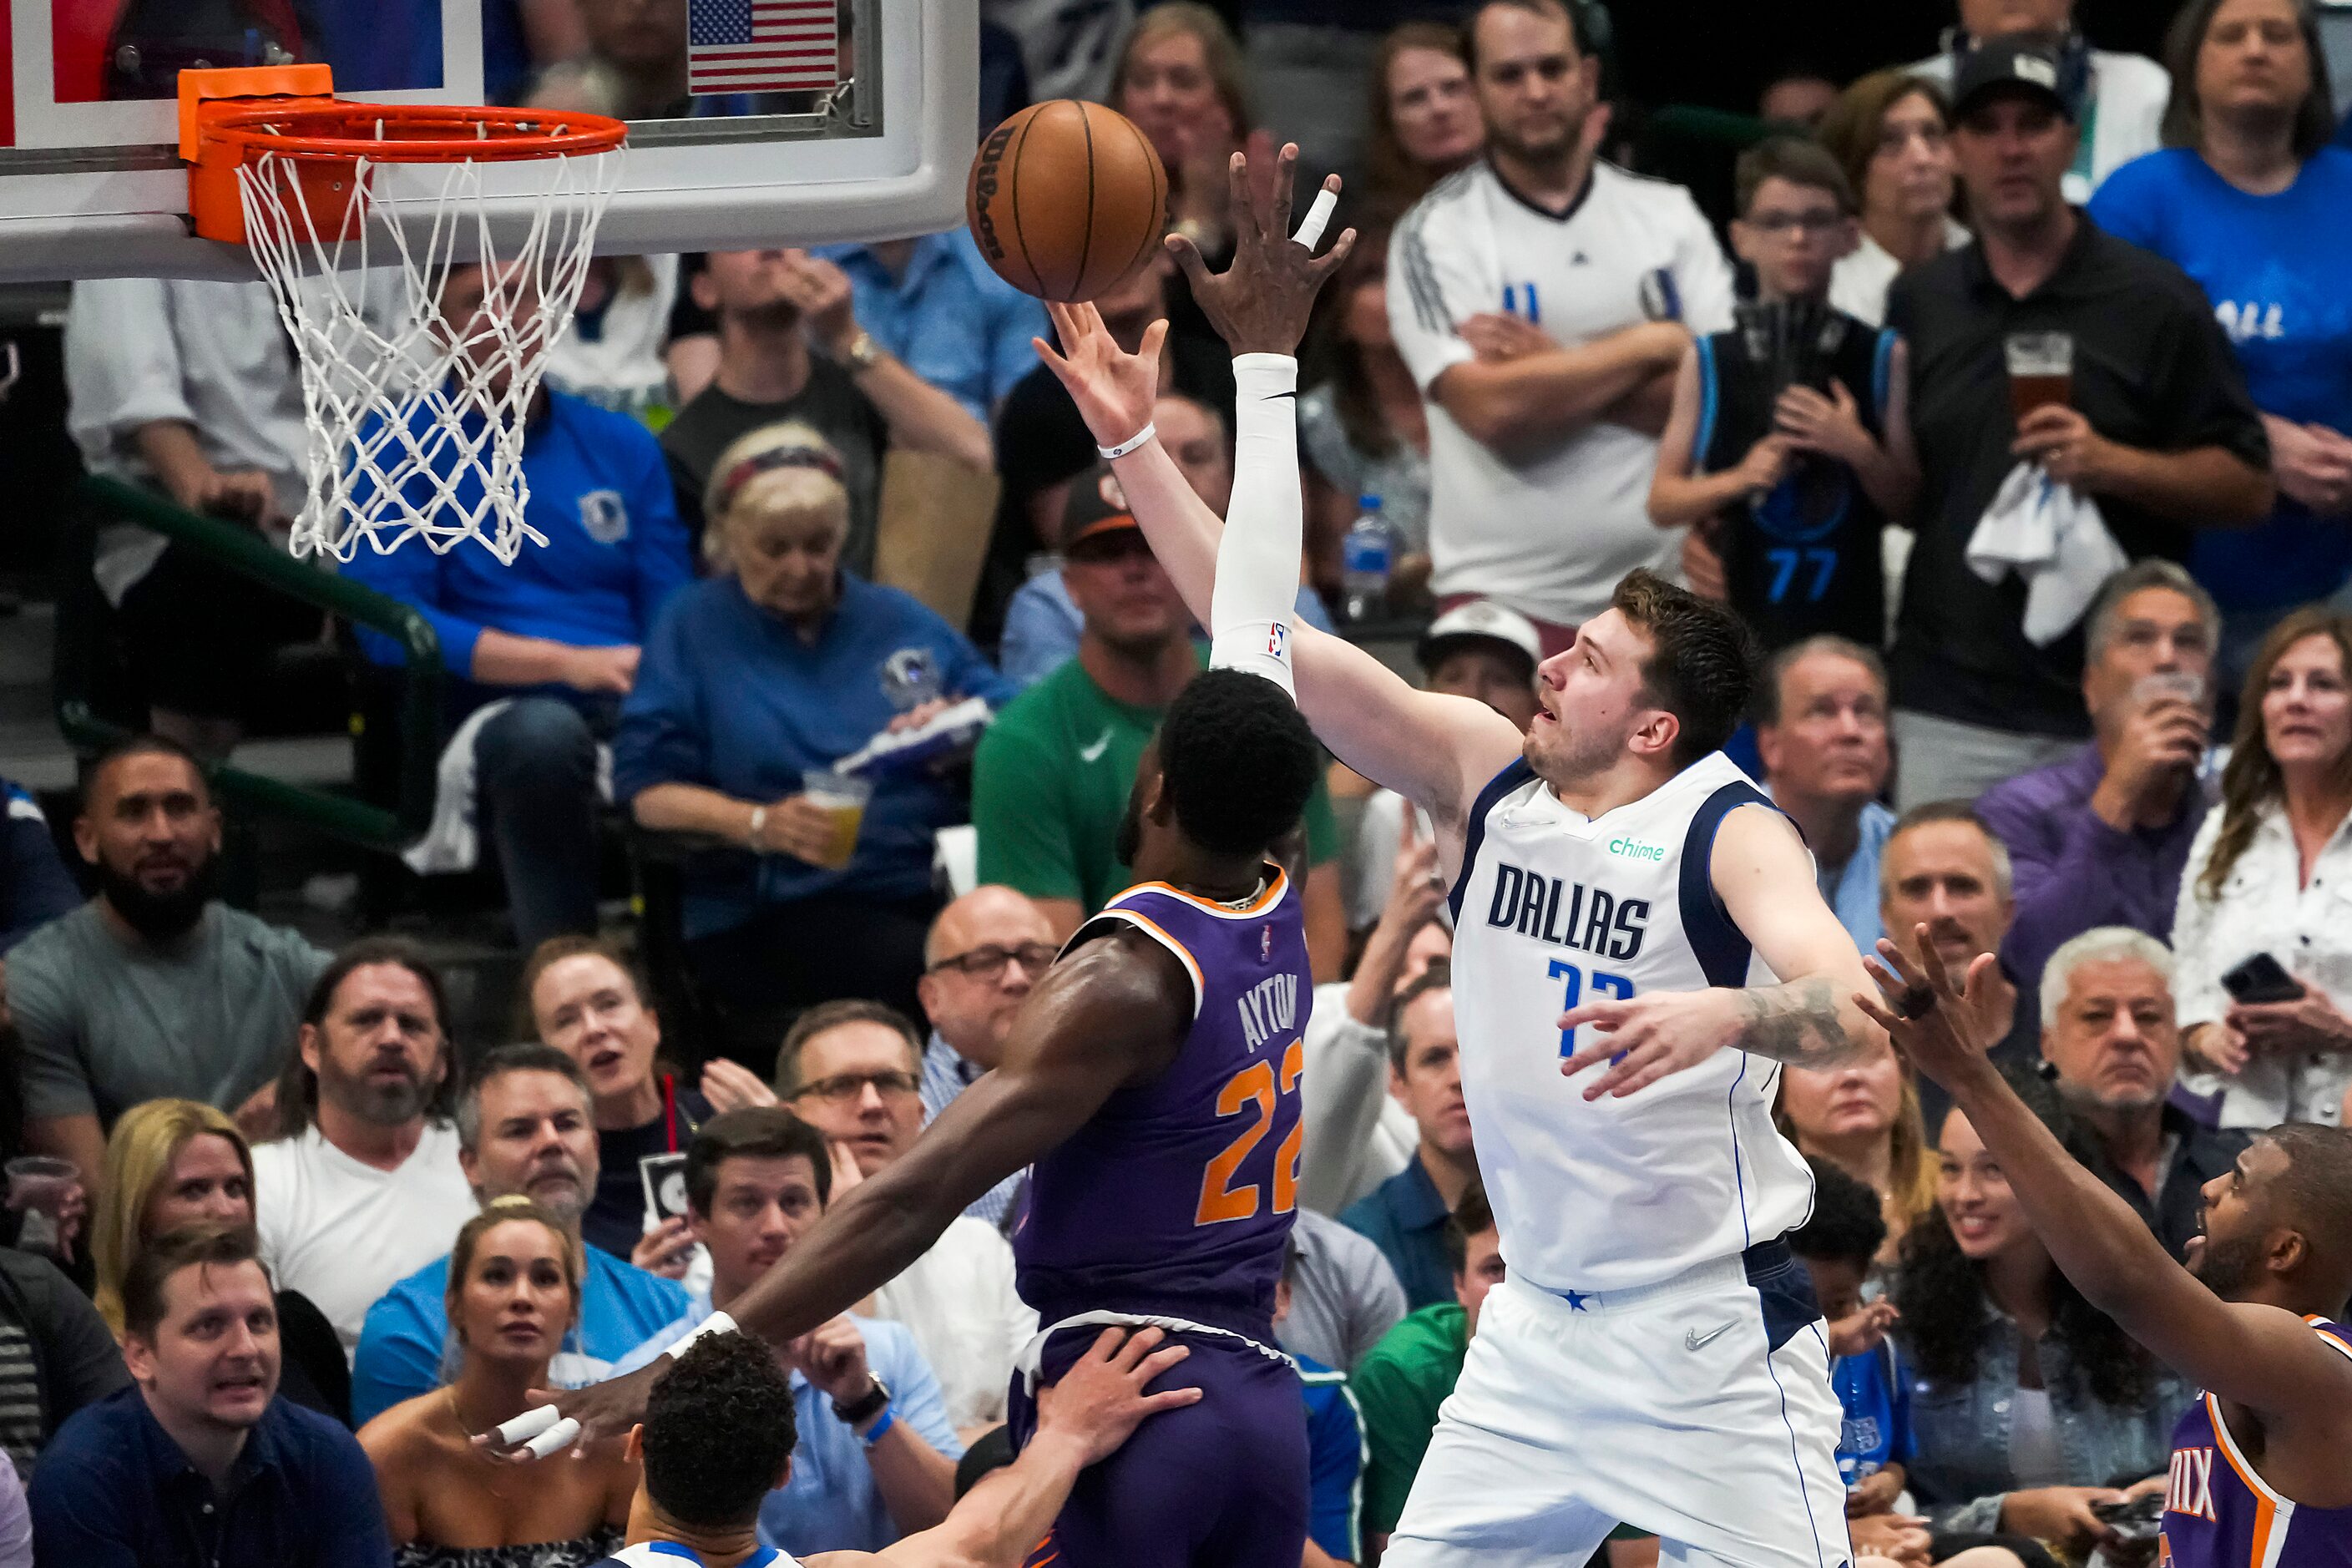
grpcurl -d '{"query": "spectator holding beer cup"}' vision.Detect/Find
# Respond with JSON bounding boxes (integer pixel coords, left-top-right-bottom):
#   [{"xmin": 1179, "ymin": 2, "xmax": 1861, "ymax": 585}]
[
  {"xmin": 617, "ymin": 422, "xmax": 1019, "ymax": 1062},
  {"xmin": 1884, "ymin": 37, "xmax": 2273, "ymax": 808}
]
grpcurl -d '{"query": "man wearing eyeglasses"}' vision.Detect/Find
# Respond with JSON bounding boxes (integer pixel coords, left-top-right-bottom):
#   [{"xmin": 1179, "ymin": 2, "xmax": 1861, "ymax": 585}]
[
  {"xmin": 777, "ymin": 1000, "xmax": 1037, "ymax": 1443},
  {"xmin": 913, "ymin": 887, "xmax": 1060, "ymax": 1234}
]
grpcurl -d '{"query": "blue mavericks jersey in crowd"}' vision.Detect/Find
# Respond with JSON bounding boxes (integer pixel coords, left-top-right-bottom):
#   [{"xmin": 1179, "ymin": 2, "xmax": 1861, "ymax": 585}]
[
  {"xmin": 1014, "ymin": 870, "xmax": 1313, "ymax": 1343},
  {"xmin": 1831, "ymin": 1340, "xmax": 1914, "ymax": 1487},
  {"xmin": 2161, "ymin": 1318, "xmax": 2352, "ymax": 1568}
]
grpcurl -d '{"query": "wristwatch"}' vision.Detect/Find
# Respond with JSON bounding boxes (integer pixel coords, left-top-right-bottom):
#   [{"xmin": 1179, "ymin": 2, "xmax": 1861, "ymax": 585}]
[
  {"xmin": 834, "ymin": 1373, "xmax": 892, "ymax": 1427},
  {"xmin": 842, "ymin": 329, "xmax": 884, "ymax": 372}
]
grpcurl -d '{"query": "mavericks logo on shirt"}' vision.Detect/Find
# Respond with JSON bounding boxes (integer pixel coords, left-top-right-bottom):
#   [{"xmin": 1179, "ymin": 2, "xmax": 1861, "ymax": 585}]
[{"xmin": 579, "ymin": 489, "xmax": 631, "ymax": 544}]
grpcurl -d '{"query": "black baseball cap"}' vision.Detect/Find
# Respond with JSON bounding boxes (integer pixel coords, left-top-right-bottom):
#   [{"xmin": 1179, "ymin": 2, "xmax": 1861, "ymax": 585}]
[
  {"xmin": 1060, "ymin": 462, "xmax": 1142, "ymax": 554},
  {"xmin": 1950, "ymin": 36, "xmax": 2081, "ymax": 124}
]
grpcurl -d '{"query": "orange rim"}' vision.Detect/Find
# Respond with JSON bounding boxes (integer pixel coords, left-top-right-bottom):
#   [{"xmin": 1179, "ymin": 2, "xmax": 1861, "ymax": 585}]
[{"xmin": 201, "ymin": 103, "xmax": 626, "ymax": 164}]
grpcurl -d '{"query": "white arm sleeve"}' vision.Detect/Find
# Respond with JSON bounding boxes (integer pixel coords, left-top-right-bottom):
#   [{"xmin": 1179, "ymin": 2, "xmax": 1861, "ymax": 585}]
[{"xmin": 1207, "ymin": 352, "xmax": 1305, "ymax": 701}]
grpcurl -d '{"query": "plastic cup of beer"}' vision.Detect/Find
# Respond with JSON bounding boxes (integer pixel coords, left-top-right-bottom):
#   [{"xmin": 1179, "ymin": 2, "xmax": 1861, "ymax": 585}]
[
  {"xmin": 2006, "ymin": 331, "xmax": 2074, "ymax": 423},
  {"xmin": 803, "ymin": 769, "xmax": 872, "ymax": 871}
]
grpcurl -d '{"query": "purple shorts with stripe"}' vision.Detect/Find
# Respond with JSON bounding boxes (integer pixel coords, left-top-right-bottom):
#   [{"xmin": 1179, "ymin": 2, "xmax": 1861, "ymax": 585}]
[{"xmin": 1008, "ymin": 1326, "xmax": 1308, "ymax": 1568}]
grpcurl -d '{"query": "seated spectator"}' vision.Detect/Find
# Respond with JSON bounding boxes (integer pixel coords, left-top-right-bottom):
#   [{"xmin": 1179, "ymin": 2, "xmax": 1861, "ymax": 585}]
[
  {"xmin": 913, "ymin": 886, "xmax": 1057, "ymax": 1231},
  {"xmin": 1777, "ymin": 1044, "xmax": 1935, "ymax": 1268},
  {"xmin": 1389, "ymin": 0, "xmax": 1732, "ymax": 652},
  {"xmin": 1788, "ymin": 1162, "xmax": 1916, "ymax": 1551},
  {"xmin": 90, "ymin": 1100, "xmax": 348, "ymax": 1424},
  {"xmin": 973, "ymin": 507, "xmax": 1346, "ymax": 972},
  {"xmin": 1299, "ymin": 233, "xmax": 1430, "ymax": 608},
  {"xmin": 11, "ymin": 736, "xmax": 328, "ymax": 1190},
  {"xmin": 1653, "ymin": 139, "xmax": 1917, "ymax": 657},
  {"xmin": 1342, "ymin": 964, "xmax": 1473, "ymax": 1308},
  {"xmin": 0, "ymin": 1244, "xmax": 128, "ymax": 1474},
  {"xmin": 1879, "ymin": 802, "xmax": 2039, "ymax": 1130},
  {"xmin": 1363, "ymin": 22, "xmax": 1485, "ymax": 223},
  {"xmin": 253, "ymin": 938, "xmax": 475, "ymax": 1358},
  {"xmin": 1886, "ymin": 40, "xmax": 2270, "ymax": 808},
  {"xmin": 978, "ymin": 253, "xmax": 1235, "ymax": 650},
  {"xmin": 542, "ymin": 255, "xmax": 685, "ymax": 425},
  {"xmin": 1108, "ymin": 5, "xmax": 1251, "ymax": 303},
  {"xmin": 519, "ymin": 937, "xmax": 711, "ymax": 1268},
  {"xmin": 618, "ymin": 423, "xmax": 1015, "ymax": 1043},
  {"xmin": 2037, "ymin": 928, "xmax": 2248, "ymax": 1258},
  {"xmin": 1760, "ymin": 63, "xmax": 1842, "ymax": 129},
  {"xmin": 999, "ymin": 420, "xmax": 1336, "ymax": 690},
  {"xmin": 63, "ymin": 276, "xmax": 317, "ymax": 758},
  {"xmin": 1756, "ymin": 638, "xmax": 1899, "ymax": 953},
  {"xmin": 0, "ymin": 779, "xmax": 78, "ymax": 955},
  {"xmin": 660, "ymin": 248, "xmax": 992, "ymax": 565},
  {"xmin": 1278, "ymin": 1206, "xmax": 1408, "ymax": 1378},
  {"xmin": 2091, "ymin": 0, "xmax": 2352, "ymax": 693},
  {"xmin": 592, "ymin": 1323, "xmax": 1194, "ymax": 1568},
  {"xmin": 1893, "ymin": 1072, "xmax": 2181, "ymax": 1552},
  {"xmin": 359, "ymin": 1197, "xmax": 632, "ymax": 1565},
  {"xmin": 1977, "ymin": 564, "xmax": 2220, "ymax": 998},
  {"xmin": 2172, "ymin": 609, "xmax": 2352, "ymax": 1127},
  {"xmin": 807, "ymin": 233, "xmax": 1049, "ymax": 423},
  {"xmin": 1817, "ymin": 73, "xmax": 1966, "ymax": 328},
  {"xmin": 343, "ymin": 262, "xmax": 694, "ymax": 953},
  {"xmin": 1274, "ymin": 1240, "xmax": 1368, "ymax": 1566},
  {"xmin": 352, "ymin": 1045, "xmax": 689, "ymax": 1427},
  {"xmin": 616, "ymin": 1108, "xmax": 964, "ymax": 1551},
  {"xmin": 1909, "ymin": 0, "xmax": 2172, "ymax": 201},
  {"xmin": 776, "ymin": 1004, "xmax": 1034, "ymax": 1437},
  {"xmin": 31, "ymin": 1227, "xmax": 393, "ymax": 1565}
]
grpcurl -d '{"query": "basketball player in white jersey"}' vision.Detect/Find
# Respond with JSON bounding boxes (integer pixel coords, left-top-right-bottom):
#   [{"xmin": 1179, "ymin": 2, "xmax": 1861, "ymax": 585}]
[{"xmin": 1033, "ymin": 148, "xmax": 1884, "ymax": 1568}]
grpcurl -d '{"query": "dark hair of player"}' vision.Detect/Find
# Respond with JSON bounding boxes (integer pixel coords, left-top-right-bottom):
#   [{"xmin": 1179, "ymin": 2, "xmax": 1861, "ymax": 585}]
[
  {"xmin": 641, "ymin": 1331, "xmax": 801, "ymax": 1532},
  {"xmin": 1444, "ymin": 1182, "xmax": 1495, "ymax": 1275},
  {"xmin": 2257, "ymin": 1123, "xmax": 2352, "ymax": 1298},
  {"xmin": 1611, "ymin": 569, "xmax": 1761, "ymax": 766},
  {"xmin": 1788, "ymin": 1157, "xmax": 1887, "ymax": 1269},
  {"xmin": 1159, "ymin": 669, "xmax": 1323, "ymax": 859}
]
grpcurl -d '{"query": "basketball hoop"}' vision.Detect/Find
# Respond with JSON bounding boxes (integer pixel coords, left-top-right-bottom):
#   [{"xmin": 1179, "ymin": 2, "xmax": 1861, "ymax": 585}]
[{"xmin": 181, "ymin": 67, "xmax": 628, "ymax": 564}]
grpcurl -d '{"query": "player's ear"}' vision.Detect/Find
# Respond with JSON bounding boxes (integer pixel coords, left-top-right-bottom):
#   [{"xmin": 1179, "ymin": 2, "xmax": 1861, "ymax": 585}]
[
  {"xmin": 623, "ymin": 1424, "xmax": 645, "ymax": 1464},
  {"xmin": 1146, "ymin": 771, "xmax": 1176, "ymax": 824},
  {"xmin": 1630, "ymin": 707, "xmax": 1680, "ymax": 761}
]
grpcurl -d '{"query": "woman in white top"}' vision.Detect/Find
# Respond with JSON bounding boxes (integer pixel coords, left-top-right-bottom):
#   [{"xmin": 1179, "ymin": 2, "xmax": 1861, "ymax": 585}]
[
  {"xmin": 2173, "ymin": 609, "xmax": 2352, "ymax": 1125},
  {"xmin": 1817, "ymin": 71, "xmax": 1969, "ymax": 327}
]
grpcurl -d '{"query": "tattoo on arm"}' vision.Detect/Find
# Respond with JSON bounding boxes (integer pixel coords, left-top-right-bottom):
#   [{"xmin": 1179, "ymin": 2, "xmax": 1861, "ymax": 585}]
[{"xmin": 1734, "ymin": 978, "xmax": 1858, "ymax": 1067}]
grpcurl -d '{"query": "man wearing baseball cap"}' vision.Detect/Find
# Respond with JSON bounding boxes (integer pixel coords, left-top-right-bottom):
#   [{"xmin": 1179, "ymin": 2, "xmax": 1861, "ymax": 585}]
[{"xmin": 1881, "ymin": 35, "xmax": 2272, "ymax": 809}]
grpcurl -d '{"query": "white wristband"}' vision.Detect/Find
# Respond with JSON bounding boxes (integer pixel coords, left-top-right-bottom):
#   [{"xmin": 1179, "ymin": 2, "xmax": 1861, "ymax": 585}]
[
  {"xmin": 746, "ymin": 806, "xmax": 768, "ymax": 846},
  {"xmin": 1097, "ymin": 422, "xmax": 1156, "ymax": 462},
  {"xmin": 668, "ymin": 1310, "xmax": 739, "ymax": 1362},
  {"xmin": 1292, "ymin": 185, "xmax": 1338, "ymax": 250}
]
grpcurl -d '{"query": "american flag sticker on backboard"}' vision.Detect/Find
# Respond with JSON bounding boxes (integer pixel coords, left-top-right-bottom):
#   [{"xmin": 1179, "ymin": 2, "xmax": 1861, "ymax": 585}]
[{"xmin": 687, "ymin": 0, "xmax": 841, "ymax": 95}]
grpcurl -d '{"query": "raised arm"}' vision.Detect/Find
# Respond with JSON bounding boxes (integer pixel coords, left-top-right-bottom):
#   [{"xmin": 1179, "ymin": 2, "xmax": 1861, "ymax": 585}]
[
  {"xmin": 1559, "ymin": 803, "xmax": 1883, "ymax": 1098},
  {"xmin": 1858, "ymin": 935, "xmax": 2352, "ymax": 1464}
]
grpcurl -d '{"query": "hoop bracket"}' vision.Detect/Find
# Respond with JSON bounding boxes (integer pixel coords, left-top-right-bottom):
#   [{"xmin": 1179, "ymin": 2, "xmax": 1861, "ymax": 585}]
[{"xmin": 181, "ymin": 65, "xmax": 342, "ymax": 244}]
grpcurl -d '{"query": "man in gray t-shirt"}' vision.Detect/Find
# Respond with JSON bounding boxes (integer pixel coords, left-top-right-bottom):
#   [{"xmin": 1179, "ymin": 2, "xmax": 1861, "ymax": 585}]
[{"xmin": 10, "ymin": 739, "xmax": 327, "ymax": 1188}]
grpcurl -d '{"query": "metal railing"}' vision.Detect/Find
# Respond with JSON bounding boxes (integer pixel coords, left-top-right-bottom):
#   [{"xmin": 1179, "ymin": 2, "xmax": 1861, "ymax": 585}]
[{"xmin": 57, "ymin": 475, "xmax": 444, "ymax": 850}]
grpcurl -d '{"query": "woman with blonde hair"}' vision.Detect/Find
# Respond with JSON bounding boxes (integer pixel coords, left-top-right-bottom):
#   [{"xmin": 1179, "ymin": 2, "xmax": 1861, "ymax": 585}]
[
  {"xmin": 359, "ymin": 1196, "xmax": 634, "ymax": 1567},
  {"xmin": 1109, "ymin": 3, "xmax": 1255, "ymax": 262},
  {"xmin": 615, "ymin": 422, "xmax": 1016, "ymax": 1060},
  {"xmin": 2172, "ymin": 609, "xmax": 2352, "ymax": 1125},
  {"xmin": 1776, "ymin": 1048, "xmax": 1939, "ymax": 1267},
  {"xmin": 91, "ymin": 1099, "xmax": 350, "ymax": 1422}
]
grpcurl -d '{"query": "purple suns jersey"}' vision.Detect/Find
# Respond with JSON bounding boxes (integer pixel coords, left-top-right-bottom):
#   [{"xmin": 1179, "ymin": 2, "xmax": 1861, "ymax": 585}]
[
  {"xmin": 1012, "ymin": 869, "xmax": 1313, "ymax": 1342},
  {"xmin": 2161, "ymin": 1318, "xmax": 2352, "ymax": 1568}
]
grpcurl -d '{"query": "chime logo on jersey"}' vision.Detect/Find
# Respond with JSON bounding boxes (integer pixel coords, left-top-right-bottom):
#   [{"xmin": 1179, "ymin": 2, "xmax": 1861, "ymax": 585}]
[
  {"xmin": 2165, "ymin": 1445, "xmax": 2218, "ymax": 1523},
  {"xmin": 1484, "ymin": 859, "xmax": 1649, "ymax": 961}
]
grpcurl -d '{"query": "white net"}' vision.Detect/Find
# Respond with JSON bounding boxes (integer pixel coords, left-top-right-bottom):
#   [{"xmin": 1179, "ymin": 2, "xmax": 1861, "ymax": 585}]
[{"xmin": 237, "ymin": 137, "xmax": 625, "ymax": 564}]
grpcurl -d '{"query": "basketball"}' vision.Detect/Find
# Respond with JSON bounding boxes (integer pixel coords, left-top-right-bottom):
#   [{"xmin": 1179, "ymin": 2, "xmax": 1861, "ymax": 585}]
[{"xmin": 966, "ymin": 99, "xmax": 1169, "ymax": 303}]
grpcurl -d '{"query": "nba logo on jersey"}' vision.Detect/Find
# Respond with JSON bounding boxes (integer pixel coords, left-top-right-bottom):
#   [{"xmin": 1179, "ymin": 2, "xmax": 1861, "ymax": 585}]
[
  {"xmin": 1261, "ymin": 924, "xmax": 1272, "ymax": 962},
  {"xmin": 1267, "ymin": 623, "xmax": 1287, "ymax": 659}
]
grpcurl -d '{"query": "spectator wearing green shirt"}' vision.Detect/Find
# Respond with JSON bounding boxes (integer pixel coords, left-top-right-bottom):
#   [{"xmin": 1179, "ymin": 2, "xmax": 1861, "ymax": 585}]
[
  {"xmin": 969, "ymin": 477, "xmax": 1348, "ymax": 979},
  {"xmin": 1351, "ymin": 1188, "xmax": 1657, "ymax": 1568}
]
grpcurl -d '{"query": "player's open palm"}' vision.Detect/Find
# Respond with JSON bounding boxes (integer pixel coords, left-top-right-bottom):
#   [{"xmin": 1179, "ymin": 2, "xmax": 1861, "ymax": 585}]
[
  {"xmin": 1167, "ymin": 142, "xmax": 1355, "ymax": 357},
  {"xmin": 1856, "ymin": 931, "xmax": 2001, "ymax": 1090},
  {"xmin": 1033, "ymin": 301, "xmax": 1163, "ymax": 451},
  {"xmin": 1034, "ymin": 1326, "xmax": 1203, "ymax": 1467}
]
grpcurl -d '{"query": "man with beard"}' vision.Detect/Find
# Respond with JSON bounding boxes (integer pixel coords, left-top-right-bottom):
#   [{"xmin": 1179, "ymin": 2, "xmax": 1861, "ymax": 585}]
[
  {"xmin": 2035, "ymin": 928, "xmax": 2248, "ymax": 1263},
  {"xmin": 659, "ymin": 248, "xmax": 991, "ymax": 564},
  {"xmin": 11, "ymin": 736, "xmax": 328, "ymax": 1193},
  {"xmin": 1388, "ymin": 0, "xmax": 1734, "ymax": 653},
  {"xmin": 1862, "ymin": 933, "xmax": 2352, "ymax": 1568},
  {"xmin": 351, "ymin": 1044, "xmax": 688, "ymax": 1425},
  {"xmin": 250, "ymin": 938, "xmax": 478, "ymax": 1358}
]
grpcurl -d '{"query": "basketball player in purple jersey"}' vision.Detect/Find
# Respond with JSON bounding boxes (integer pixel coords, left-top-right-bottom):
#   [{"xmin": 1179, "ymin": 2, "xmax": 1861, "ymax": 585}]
[
  {"xmin": 1860, "ymin": 934, "xmax": 2352, "ymax": 1568},
  {"xmin": 492, "ymin": 155, "xmax": 1360, "ymax": 1568}
]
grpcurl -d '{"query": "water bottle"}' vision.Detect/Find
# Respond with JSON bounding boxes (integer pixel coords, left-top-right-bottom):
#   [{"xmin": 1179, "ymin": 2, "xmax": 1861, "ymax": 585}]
[{"xmin": 1341, "ymin": 495, "xmax": 1396, "ymax": 625}]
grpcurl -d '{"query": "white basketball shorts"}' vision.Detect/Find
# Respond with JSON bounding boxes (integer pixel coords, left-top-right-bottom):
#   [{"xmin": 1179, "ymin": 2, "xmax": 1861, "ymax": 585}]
[{"xmin": 1384, "ymin": 1241, "xmax": 1854, "ymax": 1568}]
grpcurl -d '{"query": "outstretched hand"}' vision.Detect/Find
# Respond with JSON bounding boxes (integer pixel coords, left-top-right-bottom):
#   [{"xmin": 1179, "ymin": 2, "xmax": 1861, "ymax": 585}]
[
  {"xmin": 1166, "ymin": 142, "xmax": 1357, "ymax": 358},
  {"xmin": 1854, "ymin": 929, "xmax": 2002, "ymax": 1091},
  {"xmin": 1033, "ymin": 301, "xmax": 1166, "ymax": 452},
  {"xmin": 1034, "ymin": 1326, "xmax": 1203, "ymax": 1468}
]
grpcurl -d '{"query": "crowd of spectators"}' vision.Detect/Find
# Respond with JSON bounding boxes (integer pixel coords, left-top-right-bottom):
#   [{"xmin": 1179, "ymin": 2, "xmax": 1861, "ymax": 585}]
[{"xmin": 4, "ymin": 0, "xmax": 2350, "ymax": 1564}]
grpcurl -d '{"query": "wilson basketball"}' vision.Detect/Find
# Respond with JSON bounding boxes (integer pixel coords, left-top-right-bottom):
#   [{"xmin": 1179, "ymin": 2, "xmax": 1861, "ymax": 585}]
[{"xmin": 966, "ymin": 99, "xmax": 1169, "ymax": 303}]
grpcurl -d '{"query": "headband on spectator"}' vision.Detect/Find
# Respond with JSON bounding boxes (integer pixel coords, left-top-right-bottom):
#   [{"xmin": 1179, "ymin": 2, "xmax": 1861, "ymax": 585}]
[{"xmin": 713, "ymin": 443, "xmax": 846, "ymax": 519}]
